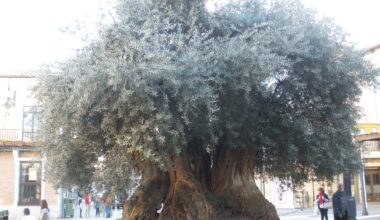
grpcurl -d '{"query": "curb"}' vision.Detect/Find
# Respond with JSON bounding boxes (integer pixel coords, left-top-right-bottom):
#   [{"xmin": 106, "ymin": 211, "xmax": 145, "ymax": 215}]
[{"xmin": 357, "ymin": 215, "xmax": 380, "ymax": 219}]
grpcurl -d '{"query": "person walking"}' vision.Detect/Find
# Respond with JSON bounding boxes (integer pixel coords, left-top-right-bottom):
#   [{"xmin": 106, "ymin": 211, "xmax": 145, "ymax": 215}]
[
  {"xmin": 22, "ymin": 208, "xmax": 37, "ymax": 220},
  {"xmin": 332, "ymin": 183, "xmax": 348, "ymax": 220},
  {"xmin": 78, "ymin": 198, "xmax": 84, "ymax": 218},
  {"xmin": 95, "ymin": 197, "xmax": 101, "ymax": 217},
  {"xmin": 85, "ymin": 193, "xmax": 91, "ymax": 218},
  {"xmin": 104, "ymin": 195, "xmax": 112, "ymax": 218},
  {"xmin": 39, "ymin": 200, "xmax": 49, "ymax": 220},
  {"xmin": 304, "ymin": 191, "xmax": 310, "ymax": 208},
  {"xmin": 316, "ymin": 187, "xmax": 329, "ymax": 220}
]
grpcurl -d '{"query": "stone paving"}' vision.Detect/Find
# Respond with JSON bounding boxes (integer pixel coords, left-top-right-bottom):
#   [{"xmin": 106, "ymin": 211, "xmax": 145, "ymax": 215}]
[
  {"xmin": 53, "ymin": 206, "xmax": 123, "ymax": 220},
  {"xmin": 18, "ymin": 202, "xmax": 379, "ymax": 220},
  {"xmin": 279, "ymin": 202, "xmax": 380, "ymax": 220}
]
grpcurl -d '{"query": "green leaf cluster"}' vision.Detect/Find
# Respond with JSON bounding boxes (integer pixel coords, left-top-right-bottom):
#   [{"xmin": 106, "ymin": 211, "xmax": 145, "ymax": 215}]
[{"xmin": 34, "ymin": 0, "xmax": 378, "ymax": 190}]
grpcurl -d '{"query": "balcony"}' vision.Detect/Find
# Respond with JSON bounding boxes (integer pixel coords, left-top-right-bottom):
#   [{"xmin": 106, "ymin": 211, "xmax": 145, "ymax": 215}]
[
  {"xmin": 354, "ymin": 133, "xmax": 380, "ymax": 168},
  {"xmin": 362, "ymin": 140, "xmax": 380, "ymax": 153},
  {"xmin": 360, "ymin": 140, "xmax": 380, "ymax": 167},
  {"xmin": 0, "ymin": 129, "xmax": 41, "ymax": 147},
  {"xmin": 356, "ymin": 133, "xmax": 380, "ymax": 153}
]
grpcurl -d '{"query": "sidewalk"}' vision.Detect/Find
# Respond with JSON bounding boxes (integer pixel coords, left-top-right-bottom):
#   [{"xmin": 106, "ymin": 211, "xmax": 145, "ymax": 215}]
[
  {"xmin": 53, "ymin": 206, "xmax": 123, "ymax": 220},
  {"xmin": 42, "ymin": 202, "xmax": 380, "ymax": 220},
  {"xmin": 278, "ymin": 202, "xmax": 380, "ymax": 220}
]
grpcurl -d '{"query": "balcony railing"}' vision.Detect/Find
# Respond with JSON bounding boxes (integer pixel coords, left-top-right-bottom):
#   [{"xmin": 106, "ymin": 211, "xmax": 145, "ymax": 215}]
[
  {"xmin": 362, "ymin": 140, "xmax": 380, "ymax": 153},
  {"xmin": 0, "ymin": 129, "xmax": 41, "ymax": 146}
]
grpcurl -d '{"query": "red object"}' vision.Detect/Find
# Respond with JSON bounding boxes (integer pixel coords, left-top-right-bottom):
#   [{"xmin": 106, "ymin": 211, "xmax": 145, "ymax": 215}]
[
  {"xmin": 85, "ymin": 195, "xmax": 91, "ymax": 204},
  {"xmin": 319, "ymin": 192, "xmax": 323, "ymax": 205}
]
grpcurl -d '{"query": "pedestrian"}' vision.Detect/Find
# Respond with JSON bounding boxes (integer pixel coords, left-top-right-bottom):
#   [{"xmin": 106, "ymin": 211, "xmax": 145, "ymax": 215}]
[
  {"xmin": 332, "ymin": 183, "xmax": 348, "ymax": 220},
  {"xmin": 78, "ymin": 198, "xmax": 83, "ymax": 218},
  {"xmin": 316, "ymin": 187, "xmax": 329, "ymax": 220},
  {"xmin": 39, "ymin": 199, "xmax": 49, "ymax": 220},
  {"xmin": 304, "ymin": 191, "xmax": 310, "ymax": 208},
  {"xmin": 85, "ymin": 193, "xmax": 91, "ymax": 218},
  {"xmin": 22, "ymin": 208, "xmax": 37, "ymax": 220},
  {"xmin": 95, "ymin": 197, "xmax": 101, "ymax": 217},
  {"xmin": 104, "ymin": 194, "xmax": 112, "ymax": 218}
]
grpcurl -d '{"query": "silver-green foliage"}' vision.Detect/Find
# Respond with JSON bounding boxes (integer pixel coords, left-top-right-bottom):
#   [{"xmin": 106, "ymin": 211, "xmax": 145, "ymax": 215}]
[{"xmin": 34, "ymin": 0, "xmax": 378, "ymax": 190}]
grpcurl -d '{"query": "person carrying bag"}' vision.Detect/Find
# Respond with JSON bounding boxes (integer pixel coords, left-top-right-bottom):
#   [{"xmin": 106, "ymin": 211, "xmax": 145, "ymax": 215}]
[{"xmin": 316, "ymin": 187, "xmax": 329, "ymax": 220}]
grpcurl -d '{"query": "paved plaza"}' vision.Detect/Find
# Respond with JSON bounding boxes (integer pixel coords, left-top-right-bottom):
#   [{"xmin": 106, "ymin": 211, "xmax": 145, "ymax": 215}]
[
  {"xmin": 11, "ymin": 202, "xmax": 380, "ymax": 220},
  {"xmin": 52, "ymin": 203, "xmax": 380, "ymax": 220},
  {"xmin": 279, "ymin": 202, "xmax": 380, "ymax": 220},
  {"xmin": 51, "ymin": 203, "xmax": 380, "ymax": 220},
  {"xmin": 59, "ymin": 206, "xmax": 123, "ymax": 220}
]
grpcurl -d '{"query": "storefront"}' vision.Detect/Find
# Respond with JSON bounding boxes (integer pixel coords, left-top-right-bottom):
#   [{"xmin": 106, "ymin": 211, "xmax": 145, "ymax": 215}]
[{"xmin": 365, "ymin": 169, "xmax": 380, "ymax": 201}]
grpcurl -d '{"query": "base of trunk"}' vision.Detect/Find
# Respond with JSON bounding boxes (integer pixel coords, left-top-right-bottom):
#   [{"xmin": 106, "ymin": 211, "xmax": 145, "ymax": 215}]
[
  {"xmin": 213, "ymin": 148, "xmax": 279, "ymax": 220},
  {"xmin": 124, "ymin": 156, "xmax": 214, "ymax": 220},
  {"xmin": 124, "ymin": 165, "xmax": 169, "ymax": 220},
  {"xmin": 158, "ymin": 156, "xmax": 214, "ymax": 220},
  {"xmin": 124, "ymin": 148, "xmax": 280, "ymax": 220},
  {"xmin": 213, "ymin": 184, "xmax": 279, "ymax": 220}
]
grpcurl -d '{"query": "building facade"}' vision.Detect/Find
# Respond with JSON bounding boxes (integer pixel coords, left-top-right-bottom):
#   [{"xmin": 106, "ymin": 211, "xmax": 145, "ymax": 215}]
[
  {"xmin": 354, "ymin": 45, "xmax": 380, "ymax": 203},
  {"xmin": 0, "ymin": 75, "xmax": 61, "ymax": 219},
  {"xmin": 355, "ymin": 123, "xmax": 380, "ymax": 202}
]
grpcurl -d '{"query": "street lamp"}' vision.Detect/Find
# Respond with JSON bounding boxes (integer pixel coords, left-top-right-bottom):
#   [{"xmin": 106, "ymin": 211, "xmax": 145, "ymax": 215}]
[
  {"xmin": 357, "ymin": 141, "xmax": 369, "ymax": 216},
  {"xmin": 343, "ymin": 171, "xmax": 356, "ymax": 220}
]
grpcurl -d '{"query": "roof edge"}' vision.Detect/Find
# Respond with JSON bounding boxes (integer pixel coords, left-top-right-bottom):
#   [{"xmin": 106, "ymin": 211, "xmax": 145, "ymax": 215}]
[{"xmin": 365, "ymin": 44, "xmax": 380, "ymax": 55}]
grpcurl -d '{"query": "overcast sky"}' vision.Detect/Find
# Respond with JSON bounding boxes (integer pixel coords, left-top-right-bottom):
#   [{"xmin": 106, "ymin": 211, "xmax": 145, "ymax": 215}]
[
  {"xmin": 1, "ymin": 0, "xmax": 379, "ymax": 74},
  {"xmin": 0, "ymin": 0, "xmax": 113, "ymax": 74}
]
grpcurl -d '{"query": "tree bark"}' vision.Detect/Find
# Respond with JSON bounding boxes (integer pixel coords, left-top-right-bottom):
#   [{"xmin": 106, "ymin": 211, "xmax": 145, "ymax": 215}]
[
  {"xmin": 124, "ymin": 150, "xmax": 214, "ymax": 220},
  {"xmin": 124, "ymin": 163, "xmax": 170, "ymax": 220},
  {"xmin": 212, "ymin": 147, "xmax": 279, "ymax": 220},
  {"xmin": 158, "ymin": 155, "xmax": 214, "ymax": 220},
  {"xmin": 124, "ymin": 147, "xmax": 280, "ymax": 220}
]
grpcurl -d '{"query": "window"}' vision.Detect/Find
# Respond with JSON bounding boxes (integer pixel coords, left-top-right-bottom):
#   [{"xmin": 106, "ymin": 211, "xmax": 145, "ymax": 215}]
[
  {"xmin": 373, "ymin": 174, "xmax": 380, "ymax": 185},
  {"xmin": 22, "ymin": 106, "xmax": 43, "ymax": 142},
  {"xmin": 365, "ymin": 174, "xmax": 371, "ymax": 185},
  {"xmin": 19, "ymin": 162, "xmax": 41, "ymax": 205}
]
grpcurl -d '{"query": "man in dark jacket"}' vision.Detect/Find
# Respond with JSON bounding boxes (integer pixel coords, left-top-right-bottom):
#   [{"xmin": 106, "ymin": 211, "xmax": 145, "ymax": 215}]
[{"xmin": 332, "ymin": 183, "xmax": 348, "ymax": 220}]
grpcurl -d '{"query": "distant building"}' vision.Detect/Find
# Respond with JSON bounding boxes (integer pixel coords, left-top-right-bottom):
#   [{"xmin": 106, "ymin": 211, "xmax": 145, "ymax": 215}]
[
  {"xmin": 354, "ymin": 44, "xmax": 380, "ymax": 202},
  {"xmin": 359, "ymin": 44, "xmax": 380, "ymax": 124},
  {"xmin": 0, "ymin": 74, "xmax": 61, "ymax": 219},
  {"xmin": 355, "ymin": 123, "xmax": 380, "ymax": 202}
]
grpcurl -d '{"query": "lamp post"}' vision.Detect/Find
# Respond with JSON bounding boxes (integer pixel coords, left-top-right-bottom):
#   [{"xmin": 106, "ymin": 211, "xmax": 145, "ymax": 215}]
[
  {"xmin": 359, "ymin": 166, "xmax": 369, "ymax": 215},
  {"xmin": 357, "ymin": 141, "xmax": 369, "ymax": 216},
  {"xmin": 343, "ymin": 172, "xmax": 352, "ymax": 196},
  {"xmin": 343, "ymin": 170, "xmax": 356, "ymax": 220}
]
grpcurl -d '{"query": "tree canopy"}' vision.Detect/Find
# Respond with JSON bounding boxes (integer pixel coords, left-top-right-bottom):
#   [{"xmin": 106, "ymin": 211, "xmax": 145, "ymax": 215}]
[{"xmin": 35, "ymin": 0, "xmax": 378, "ymax": 219}]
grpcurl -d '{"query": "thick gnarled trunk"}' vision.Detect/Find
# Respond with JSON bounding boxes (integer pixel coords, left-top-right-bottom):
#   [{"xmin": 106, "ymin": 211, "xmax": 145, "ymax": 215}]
[
  {"xmin": 124, "ymin": 149, "xmax": 214, "ymax": 220},
  {"xmin": 124, "ymin": 163, "xmax": 169, "ymax": 220},
  {"xmin": 124, "ymin": 147, "xmax": 279, "ymax": 220},
  {"xmin": 212, "ymin": 148, "xmax": 279, "ymax": 220},
  {"xmin": 158, "ymin": 155, "xmax": 214, "ymax": 220}
]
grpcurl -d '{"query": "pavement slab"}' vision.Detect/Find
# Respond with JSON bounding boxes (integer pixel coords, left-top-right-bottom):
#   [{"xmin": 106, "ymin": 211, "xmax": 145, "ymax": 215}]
[{"xmin": 278, "ymin": 202, "xmax": 380, "ymax": 220}]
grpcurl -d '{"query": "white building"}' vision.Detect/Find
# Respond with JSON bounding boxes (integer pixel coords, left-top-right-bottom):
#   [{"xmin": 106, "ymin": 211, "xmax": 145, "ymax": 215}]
[{"xmin": 0, "ymin": 73, "xmax": 62, "ymax": 219}]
